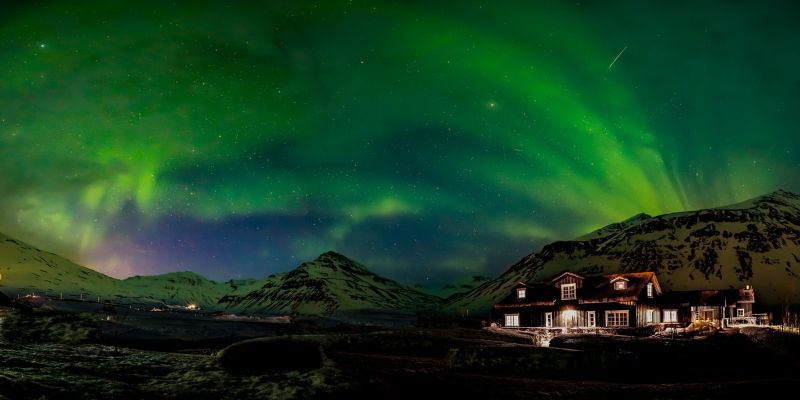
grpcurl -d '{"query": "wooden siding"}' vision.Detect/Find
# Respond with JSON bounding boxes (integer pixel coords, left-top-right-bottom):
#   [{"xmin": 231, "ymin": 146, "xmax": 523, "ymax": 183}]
[
  {"xmin": 635, "ymin": 303, "xmax": 661, "ymax": 326},
  {"xmin": 737, "ymin": 303, "xmax": 753, "ymax": 316},
  {"xmin": 553, "ymin": 274, "xmax": 583, "ymax": 290}
]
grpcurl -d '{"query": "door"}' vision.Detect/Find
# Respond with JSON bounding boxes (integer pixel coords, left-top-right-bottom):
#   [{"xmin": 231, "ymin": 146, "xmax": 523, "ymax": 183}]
[
  {"xmin": 587, "ymin": 311, "xmax": 596, "ymax": 327},
  {"xmin": 545, "ymin": 312, "xmax": 553, "ymax": 328}
]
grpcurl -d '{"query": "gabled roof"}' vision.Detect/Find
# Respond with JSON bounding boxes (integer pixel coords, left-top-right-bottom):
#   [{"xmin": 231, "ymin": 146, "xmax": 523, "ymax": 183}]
[
  {"xmin": 548, "ymin": 271, "xmax": 585, "ymax": 284},
  {"xmin": 494, "ymin": 271, "xmax": 662, "ymax": 308},
  {"xmin": 495, "ymin": 282, "xmax": 558, "ymax": 307},
  {"xmin": 579, "ymin": 272, "xmax": 660, "ymax": 303},
  {"xmin": 739, "ymin": 287, "xmax": 755, "ymax": 303}
]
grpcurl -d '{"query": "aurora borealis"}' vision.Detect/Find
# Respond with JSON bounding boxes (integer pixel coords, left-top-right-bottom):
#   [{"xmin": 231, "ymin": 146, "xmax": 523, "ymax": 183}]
[{"xmin": 1, "ymin": 1, "xmax": 799, "ymax": 284}]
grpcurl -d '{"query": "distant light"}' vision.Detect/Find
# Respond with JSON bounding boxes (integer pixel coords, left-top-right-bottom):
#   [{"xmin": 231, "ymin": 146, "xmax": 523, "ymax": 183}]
[{"xmin": 39, "ymin": 43, "xmax": 46, "ymax": 49}]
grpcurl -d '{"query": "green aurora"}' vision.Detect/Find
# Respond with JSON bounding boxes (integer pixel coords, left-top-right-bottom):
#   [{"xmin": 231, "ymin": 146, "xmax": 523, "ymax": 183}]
[{"xmin": 1, "ymin": 0, "xmax": 798, "ymax": 283}]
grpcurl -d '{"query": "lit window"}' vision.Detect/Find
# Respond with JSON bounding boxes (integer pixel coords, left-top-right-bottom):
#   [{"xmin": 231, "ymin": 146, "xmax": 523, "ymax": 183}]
[
  {"xmin": 614, "ymin": 280, "xmax": 626, "ymax": 290},
  {"xmin": 646, "ymin": 309, "xmax": 654, "ymax": 324},
  {"xmin": 561, "ymin": 283, "xmax": 576, "ymax": 300},
  {"xmin": 606, "ymin": 310, "xmax": 629, "ymax": 327},
  {"xmin": 663, "ymin": 309, "xmax": 677, "ymax": 323},
  {"xmin": 505, "ymin": 314, "xmax": 519, "ymax": 327},
  {"xmin": 737, "ymin": 308, "xmax": 744, "ymax": 317},
  {"xmin": 517, "ymin": 288, "xmax": 526, "ymax": 299},
  {"xmin": 647, "ymin": 283, "xmax": 653, "ymax": 298}
]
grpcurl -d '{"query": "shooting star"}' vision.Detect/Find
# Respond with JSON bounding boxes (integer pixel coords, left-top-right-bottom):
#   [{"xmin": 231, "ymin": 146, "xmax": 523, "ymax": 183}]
[{"xmin": 607, "ymin": 45, "xmax": 628, "ymax": 71}]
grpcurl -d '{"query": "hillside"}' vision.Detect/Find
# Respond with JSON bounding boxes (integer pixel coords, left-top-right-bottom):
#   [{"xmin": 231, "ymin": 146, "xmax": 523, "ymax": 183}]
[
  {"xmin": 120, "ymin": 272, "xmax": 243, "ymax": 310},
  {"xmin": 443, "ymin": 189, "xmax": 800, "ymax": 314},
  {"xmin": 0, "ymin": 232, "xmax": 235, "ymax": 310},
  {"xmin": 0, "ymin": 232, "xmax": 124, "ymax": 300},
  {"xmin": 219, "ymin": 251, "xmax": 441, "ymax": 315},
  {"xmin": 1, "ymin": 231, "xmax": 439, "ymax": 315}
]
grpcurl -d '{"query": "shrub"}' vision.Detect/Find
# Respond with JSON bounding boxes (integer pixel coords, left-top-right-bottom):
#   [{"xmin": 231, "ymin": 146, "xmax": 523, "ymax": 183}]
[{"xmin": 1, "ymin": 309, "xmax": 100, "ymax": 344}]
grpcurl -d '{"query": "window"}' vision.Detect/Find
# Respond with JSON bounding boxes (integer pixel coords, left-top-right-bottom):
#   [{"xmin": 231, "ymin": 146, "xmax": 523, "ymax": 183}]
[
  {"xmin": 561, "ymin": 283, "xmax": 576, "ymax": 300},
  {"xmin": 606, "ymin": 310, "xmax": 629, "ymax": 327},
  {"xmin": 737, "ymin": 308, "xmax": 744, "ymax": 317},
  {"xmin": 646, "ymin": 309, "xmax": 654, "ymax": 324},
  {"xmin": 663, "ymin": 309, "xmax": 678, "ymax": 323},
  {"xmin": 504, "ymin": 314, "xmax": 519, "ymax": 327},
  {"xmin": 545, "ymin": 312, "xmax": 553, "ymax": 328},
  {"xmin": 647, "ymin": 282, "xmax": 653, "ymax": 298},
  {"xmin": 517, "ymin": 288, "xmax": 526, "ymax": 299},
  {"xmin": 587, "ymin": 311, "xmax": 596, "ymax": 327},
  {"xmin": 614, "ymin": 280, "xmax": 626, "ymax": 290}
]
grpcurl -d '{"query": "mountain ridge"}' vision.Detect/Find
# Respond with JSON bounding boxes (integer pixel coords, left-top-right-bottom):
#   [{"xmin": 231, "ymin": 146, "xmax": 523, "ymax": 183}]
[
  {"xmin": 443, "ymin": 189, "xmax": 800, "ymax": 314},
  {"xmin": 218, "ymin": 251, "xmax": 441, "ymax": 314},
  {"xmin": 4, "ymin": 189, "xmax": 800, "ymax": 317},
  {"xmin": 0, "ymin": 232, "xmax": 439, "ymax": 313}
]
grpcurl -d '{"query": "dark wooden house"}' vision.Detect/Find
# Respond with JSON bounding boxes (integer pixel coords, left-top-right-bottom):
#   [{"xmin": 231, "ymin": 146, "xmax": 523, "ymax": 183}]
[
  {"xmin": 493, "ymin": 271, "xmax": 662, "ymax": 328},
  {"xmin": 493, "ymin": 271, "xmax": 756, "ymax": 329},
  {"xmin": 658, "ymin": 286, "xmax": 756, "ymax": 326}
]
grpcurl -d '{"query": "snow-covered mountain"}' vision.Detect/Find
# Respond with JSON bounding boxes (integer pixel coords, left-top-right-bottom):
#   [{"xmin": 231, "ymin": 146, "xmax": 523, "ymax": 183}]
[
  {"xmin": 443, "ymin": 189, "xmax": 800, "ymax": 315},
  {"xmin": 0, "ymin": 232, "xmax": 438, "ymax": 315},
  {"xmin": 0, "ymin": 232, "xmax": 123, "ymax": 299},
  {"xmin": 120, "ymin": 272, "xmax": 250, "ymax": 310},
  {"xmin": 0, "ymin": 232, "xmax": 237, "ymax": 309},
  {"xmin": 219, "ymin": 251, "xmax": 441, "ymax": 315}
]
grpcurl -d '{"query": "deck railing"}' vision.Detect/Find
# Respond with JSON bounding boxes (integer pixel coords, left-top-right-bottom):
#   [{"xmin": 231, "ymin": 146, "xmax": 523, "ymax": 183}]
[{"xmin": 725, "ymin": 314, "xmax": 770, "ymax": 326}]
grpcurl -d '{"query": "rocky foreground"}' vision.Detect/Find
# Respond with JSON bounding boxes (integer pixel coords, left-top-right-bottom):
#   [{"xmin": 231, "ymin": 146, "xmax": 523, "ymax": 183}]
[{"xmin": 1, "ymin": 311, "xmax": 799, "ymax": 400}]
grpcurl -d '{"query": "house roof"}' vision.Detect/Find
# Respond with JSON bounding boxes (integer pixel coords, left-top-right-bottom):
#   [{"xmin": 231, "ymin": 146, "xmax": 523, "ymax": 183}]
[
  {"xmin": 660, "ymin": 287, "xmax": 755, "ymax": 307},
  {"xmin": 494, "ymin": 271, "xmax": 661, "ymax": 308},
  {"xmin": 548, "ymin": 271, "xmax": 585, "ymax": 283},
  {"xmin": 579, "ymin": 272, "xmax": 660, "ymax": 304},
  {"xmin": 496, "ymin": 282, "xmax": 558, "ymax": 307},
  {"xmin": 739, "ymin": 287, "xmax": 755, "ymax": 303}
]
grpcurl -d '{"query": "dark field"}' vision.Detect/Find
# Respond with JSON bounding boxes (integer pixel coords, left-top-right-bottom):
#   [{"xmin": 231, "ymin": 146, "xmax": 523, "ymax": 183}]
[{"xmin": 1, "ymin": 308, "xmax": 799, "ymax": 400}]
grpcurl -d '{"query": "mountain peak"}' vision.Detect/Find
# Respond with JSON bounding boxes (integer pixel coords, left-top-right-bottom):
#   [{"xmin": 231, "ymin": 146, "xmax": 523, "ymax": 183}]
[
  {"xmin": 220, "ymin": 251, "xmax": 440, "ymax": 314},
  {"xmin": 623, "ymin": 212, "xmax": 652, "ymax": 223},
  {"xmin": 307, "ymin": 251, "xmax": 373, "ymax": 276},
  {"xmin": 315, "ymin": 251, "xmax": 351, "ymax": 262}
]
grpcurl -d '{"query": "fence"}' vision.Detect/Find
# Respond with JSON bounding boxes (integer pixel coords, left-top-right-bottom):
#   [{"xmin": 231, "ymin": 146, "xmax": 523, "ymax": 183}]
[{"xmin": 782, "ymin": 312, "xmax": 800, "ymax": 334}]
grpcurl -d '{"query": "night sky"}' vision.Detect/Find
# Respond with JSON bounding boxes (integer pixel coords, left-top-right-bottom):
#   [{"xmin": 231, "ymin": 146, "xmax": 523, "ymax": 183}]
[{"xmin": 2, "ymin": 1, "xmax": 799, "ymax": 285}]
